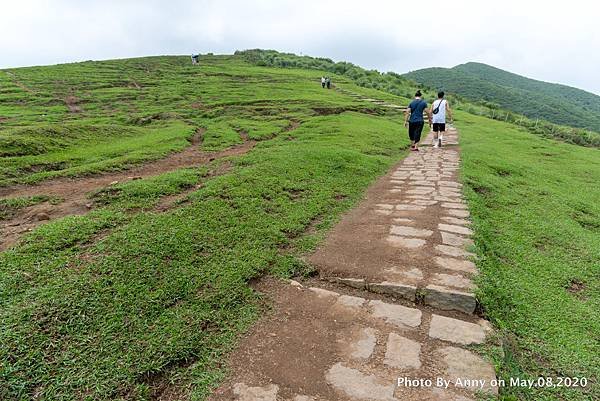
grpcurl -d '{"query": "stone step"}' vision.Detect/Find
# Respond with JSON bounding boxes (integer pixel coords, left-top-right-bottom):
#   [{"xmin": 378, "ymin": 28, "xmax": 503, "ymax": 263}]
[
  {"xmin": 212, "ymin": 281, "xmax": 497, "ymax": 401},
  {"xmin": 324, "ymin": 276, "xmax": 478, "ymax": 315}
]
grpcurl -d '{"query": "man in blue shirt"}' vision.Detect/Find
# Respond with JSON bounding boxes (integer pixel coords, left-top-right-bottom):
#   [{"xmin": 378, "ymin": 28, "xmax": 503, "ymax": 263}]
[{"xmin": 404, "ymin": 90, "xmax": 431, "ymax": 151}]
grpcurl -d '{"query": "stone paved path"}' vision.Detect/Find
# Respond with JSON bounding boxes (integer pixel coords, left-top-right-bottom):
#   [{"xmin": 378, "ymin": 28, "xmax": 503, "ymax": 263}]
[
  {"xmin": 209, "ymin": 93, "xmax": 497, "ymax": 401},
  {"xmin": 310, "ymin": 127, "xmax": 477, "ymax": 314}
]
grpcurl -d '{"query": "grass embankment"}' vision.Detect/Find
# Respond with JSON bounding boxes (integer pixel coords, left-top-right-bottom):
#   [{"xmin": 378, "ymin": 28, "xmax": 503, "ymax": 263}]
[
  {"xmin": 0, "ymin": 54, "xmax": 410, "ymax": 400},
  {"xmin": 459, "ymin": 112, "xmax": 599, "ymax": 401}
]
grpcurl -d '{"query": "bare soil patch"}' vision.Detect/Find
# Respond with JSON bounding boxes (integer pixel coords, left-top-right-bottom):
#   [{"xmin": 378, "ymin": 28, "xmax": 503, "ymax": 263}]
[
  {"xmin": 65, "ymin": 95, "xmax": 82, "ymax": 113},
  {"xmin": 0, "ymin": 128, "xmax": 256, "ymax": 250}
]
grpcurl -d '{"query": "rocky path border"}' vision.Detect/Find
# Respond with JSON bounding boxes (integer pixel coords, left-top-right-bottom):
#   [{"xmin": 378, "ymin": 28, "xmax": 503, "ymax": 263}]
[{"xmin": 209, "ymin": 91, "xmax": 497, "ymax": 401}]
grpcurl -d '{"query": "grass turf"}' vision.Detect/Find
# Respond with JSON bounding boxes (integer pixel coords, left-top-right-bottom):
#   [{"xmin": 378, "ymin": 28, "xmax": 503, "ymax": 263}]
[{"xmin": 458, "ymin": 112, "xmax": 599, "ymax": 401}]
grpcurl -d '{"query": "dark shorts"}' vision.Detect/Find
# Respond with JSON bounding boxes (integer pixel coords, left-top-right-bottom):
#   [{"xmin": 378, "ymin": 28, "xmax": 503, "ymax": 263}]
[
  {"xmin": 433, "ymin": 123, "xmax": 446, "ymax": 132},
  {"xmin": 408, "ymin": 122, "xmax": 424, "ymax": 142}
]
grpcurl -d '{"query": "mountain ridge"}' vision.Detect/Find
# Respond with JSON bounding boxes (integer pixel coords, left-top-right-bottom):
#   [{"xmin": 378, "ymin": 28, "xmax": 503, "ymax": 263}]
[{"xmin": 403, "ymin": 62, "xmax": 600, "ymax": 131}]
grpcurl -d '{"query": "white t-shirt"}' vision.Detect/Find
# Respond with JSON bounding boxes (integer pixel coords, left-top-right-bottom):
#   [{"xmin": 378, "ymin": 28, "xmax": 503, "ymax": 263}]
[{"xmin": 432, "ymin": 99, "xmax": 447, "ymax": 124}]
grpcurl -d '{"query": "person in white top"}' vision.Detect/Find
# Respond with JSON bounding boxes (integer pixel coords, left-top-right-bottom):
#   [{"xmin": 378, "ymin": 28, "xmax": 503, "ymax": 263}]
[
  {"xmin": 431, "ymin": 91, "xmax": 453, "ymax": 148},
  {"xmin": 321, "ymin": 77, "xmax": 326, "ymax": 88}
]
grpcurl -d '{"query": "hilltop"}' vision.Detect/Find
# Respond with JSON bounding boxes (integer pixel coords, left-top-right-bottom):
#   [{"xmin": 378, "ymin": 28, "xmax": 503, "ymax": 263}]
[{"xmin": 404, "ymin": 62, "xmax": 600, "ymax": 132}]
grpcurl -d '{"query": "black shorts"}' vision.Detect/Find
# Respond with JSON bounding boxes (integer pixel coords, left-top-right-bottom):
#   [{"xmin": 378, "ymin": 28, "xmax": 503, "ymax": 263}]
[
  {"xmin": 408, "ymin": 122, "xmax": 424, "ymax": 142},
  {"xmin": 432, "ymin": 123, "xmax": 446, "ymax": 132}
]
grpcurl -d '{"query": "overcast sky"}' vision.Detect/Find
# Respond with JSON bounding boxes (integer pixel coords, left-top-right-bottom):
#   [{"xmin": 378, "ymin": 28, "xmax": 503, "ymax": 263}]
[{"xmin": 1, "ymin": 0, "xmax": 599, "ymax": 94}]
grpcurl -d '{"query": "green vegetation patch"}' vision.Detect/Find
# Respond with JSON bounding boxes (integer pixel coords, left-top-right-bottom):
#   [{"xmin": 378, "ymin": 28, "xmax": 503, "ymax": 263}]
[
  {"xmin": 91, "ymin": 167, "xmax": 208, "ymax": 210},
  {"xmin": 459, "ymin": 112, "xmax": 600, "ymax": 401},
  {"xmin": 0, "ymin": 121, "xmax": 195, "ymax": 186}
]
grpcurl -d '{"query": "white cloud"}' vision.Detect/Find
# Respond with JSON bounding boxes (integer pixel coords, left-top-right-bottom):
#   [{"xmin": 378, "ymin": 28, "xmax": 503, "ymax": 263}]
[{"xmin": 1, "ymin": 0, "xmax": 599, "ymax": 94}]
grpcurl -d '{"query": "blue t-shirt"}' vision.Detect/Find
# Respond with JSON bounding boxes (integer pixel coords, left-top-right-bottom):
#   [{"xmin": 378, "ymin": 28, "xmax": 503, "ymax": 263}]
[{"xmin": 408, "ymin": 99, "xmax": 428, "ymax": 123}]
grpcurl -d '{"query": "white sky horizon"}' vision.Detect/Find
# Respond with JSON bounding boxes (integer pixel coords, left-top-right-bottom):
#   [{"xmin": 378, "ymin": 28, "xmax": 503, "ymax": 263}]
[{"xmin": 1, "ymin": 0, "xmax": 599, "ymax": 95}]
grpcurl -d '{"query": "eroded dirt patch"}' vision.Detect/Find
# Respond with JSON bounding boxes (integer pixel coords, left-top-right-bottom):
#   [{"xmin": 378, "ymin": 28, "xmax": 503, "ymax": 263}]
[
  {"xmin": 65, "ymin": 95, "xmax": 82, "ymax": 113},
  {"xmin": 0, "ymin": 128, "xmax": 257, "ymax": 251}
]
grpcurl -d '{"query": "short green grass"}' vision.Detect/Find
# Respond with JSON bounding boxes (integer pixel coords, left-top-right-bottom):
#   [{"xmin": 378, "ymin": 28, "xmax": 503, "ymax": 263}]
[
  {"xmin": 0, "ymin": 54, "xmax": 411, "ymax": 400},
  {"xmin": 458, "ymin": 112, "xmax": 599, "ymax": 401},
  {"xmin": 1, "ymin": 121, "xmax": 195, "ymax": 186},
  {"xmin": 0, "ymin": 55, "xmax": 377, "ymax": 186}
]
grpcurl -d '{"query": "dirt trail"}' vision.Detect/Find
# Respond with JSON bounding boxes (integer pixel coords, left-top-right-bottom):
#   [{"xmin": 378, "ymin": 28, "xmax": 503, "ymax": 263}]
[
  {"xmin": 0, "ymin": 129, "xmax": 256, "ymax": 251},
  {"xmin": 208, "ymin": 94, "xmax": 498, "ymax": 401}
]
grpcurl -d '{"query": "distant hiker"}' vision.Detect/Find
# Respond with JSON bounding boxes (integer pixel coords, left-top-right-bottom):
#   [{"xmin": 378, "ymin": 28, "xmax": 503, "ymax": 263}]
[
  {"xmin": 431, "ymin": 91, "xmax": 453, "ymax": 147},
  {"xmin": 321, "ymin": 76, "xmax": 326, "ymax": 88},
  {"xmin": 326, "ymin": 77, "xmax": 331, "ymax": 89},
  {"xmin": 191, "ymin": 54, "xmax": 200, "ymax": 65},
  {"xmin": 404, "ymin": 90, "xmax": 430, "ymax": 151}
]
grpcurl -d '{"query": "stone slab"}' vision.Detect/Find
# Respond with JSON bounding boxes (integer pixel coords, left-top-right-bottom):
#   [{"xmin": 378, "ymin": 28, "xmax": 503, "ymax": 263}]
[
  {"xmin": 438, "ymin": 224, "xmax": 473, "ymax": 236},
  {"xmin": 434, "ymin": 256, "xmax": 477, "ymax": 274},
  {"xmin": 233, "ymin": 383, "xmax": 279, "ymax": 401},
  {"xmin": 369, "ymin": 281, "xmax": 417, "ymax": 301},
  {"xmin": 441, "ymin": 231, "xmax": 473, "ymax": 247},
  {"xmin": 325, "ymin": 363, "xmax": 396, "ymax": 401},
  {"xmin": 369, "ymin": 300, "xmax": 422, "ymax": 328},
  {"xmin": 432, "ymin": 273, "xmax": 474, "ymax": 290},
  {"xmin": 429, "ymin": 314, "xmax": 487, "ymax": 345},
  {"xmin": 383, "ymin": 333, "xmax": 421, "ymax": 369},
  {"xmin": 390, "ymin": 225, "xmax": 433, "ymax": 237},
  {"xmin": 348, "ymin": 327, "xmax": 378, "ymax": 359},
  {"xmin": 436, "ymin": 244, "xmax": 474, "ymax": 258},
  {"xmin": 387, "ymin": 235, "xmax": 426, "ymax": 248},
  {"xmin": 436, "ymin": 347, "xmax": 498, "ymax": 395},
  {"xmin": 424, "ymin": 285, "xmax": 476, "ymax": 314}
]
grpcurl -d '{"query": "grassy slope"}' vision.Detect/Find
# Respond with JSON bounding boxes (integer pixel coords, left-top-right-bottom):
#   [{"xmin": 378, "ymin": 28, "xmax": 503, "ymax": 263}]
[
  {"xmin": 0, "ymin": 55, "xmax": 382, "ymax": 185},
  {"xmin": 458, "ymin": 112, "xmax": 599, "ymax": 400},
  {"xmin": 404, "ymin": 64, "xmax": 600, "ymax": 132},
  {"xmin": 0, "ymin": 56, "xmax": 411, "ymax": 400}
]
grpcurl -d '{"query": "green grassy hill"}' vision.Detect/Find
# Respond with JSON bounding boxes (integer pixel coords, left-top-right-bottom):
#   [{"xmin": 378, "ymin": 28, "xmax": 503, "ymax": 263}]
[
  {"xmin": 404, "ymin": 62, "xmax": 600, "ymax": 132},
  {"xmin": 0, "ymin": 53, "xmax": 598, "ymax": 401},
  {"xmin": 0, "ymin": 54, "xmax": 414, "ymax": 400}
]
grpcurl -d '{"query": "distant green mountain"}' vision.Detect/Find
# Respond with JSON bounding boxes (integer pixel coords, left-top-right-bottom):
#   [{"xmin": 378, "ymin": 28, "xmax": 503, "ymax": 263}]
[{"xmin": 403, "ymin": 62, "xmax": 600, "ymax": 132}]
